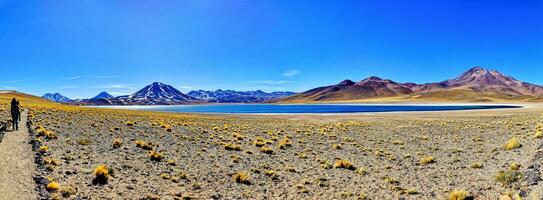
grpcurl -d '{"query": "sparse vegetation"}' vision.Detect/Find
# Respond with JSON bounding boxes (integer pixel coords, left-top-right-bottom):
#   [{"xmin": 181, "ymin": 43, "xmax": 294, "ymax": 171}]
[
  {"xmin": 232, "ymin": 172, "xmax": 251, "ymax": 184},
  {"xmin": 334, "ymin": 159, "xmax": 356, "ymax": 170},
  {"xmin": 504, "ymin": 137, "xmax": 521, "ymax": 150},
  {"xmin": 93, "ymin": 164, "xmax": 110, "ymax": 185},
  {"xmin": 419, "ymin": 156, "xmax": 435, "ymax": 165}
]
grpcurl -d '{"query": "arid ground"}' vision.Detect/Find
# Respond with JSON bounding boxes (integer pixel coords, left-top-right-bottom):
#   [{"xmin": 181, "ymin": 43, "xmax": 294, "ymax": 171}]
[{"xmin": 1, "ymin": 94, "xmax": 543, "ymax": 199}]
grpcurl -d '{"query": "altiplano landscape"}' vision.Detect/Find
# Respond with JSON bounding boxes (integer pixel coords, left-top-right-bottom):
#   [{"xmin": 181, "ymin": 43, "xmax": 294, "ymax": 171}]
[
  {"xmin": 1, "ymin": 92, "xmax": 543, "ymax": 199},
  {"xmin": 0, "ymin": 1, "xmax": 541, "ymax": 200}
]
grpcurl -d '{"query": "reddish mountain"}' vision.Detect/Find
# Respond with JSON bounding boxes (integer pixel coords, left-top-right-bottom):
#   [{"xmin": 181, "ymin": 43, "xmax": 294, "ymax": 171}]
[
  {"xmin": 278, "ymin": 76, "xmax": 413, "ymax": 101},
  {"xmin": 277, "ymin": 66, "xmax": 543, "ymax": 102}
]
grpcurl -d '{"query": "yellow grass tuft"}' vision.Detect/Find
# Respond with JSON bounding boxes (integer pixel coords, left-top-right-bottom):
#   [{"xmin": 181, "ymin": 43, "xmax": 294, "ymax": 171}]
[
  {"xmin": 260, "ymin": 146, "xmax": 274, "ymax": 154},
  {"xmin": 93, "ymin": 164, "xmax": 110, "ymax": 185},
  {"xmin": 232, "ymin": 172, "xmax": 251, "ymax": 185},
  {"xmin": 504, "ymin": 137, "xmax": 521, "ymax": 150},
  {"xmin": 148, "ymin": 151, "xmax": 163, "ymax": 161},
  {"xmin": 334, "ymin": 159, "xmax": 356, "ymax": 170},
  {"xmin": 39, "ymin": 145, "xmax": 48, "ymax": 153},
  {"xmin": 419, "ymin": 156, "xmax": 435, "ymax": 165},
  {"xmin": 224, "ymin": 143, "xmax": 241, "ymax": 151},
  {"xmin": 509, "ymin": 162, "xmax": 520, "ymax": 170},
  {"xmin": 470, "ymin": 163, "xmax": 483, "ymax": 169},
  {"xmin": 113, "ymin": 138, "xmax": 122, "ymax": 149},
  {"xmin": 46, "ymin": 181, "xmax": 61, "ymax": 192},
  {"xmin": 496, "ymin": 170, "xmax": 523, "ymax": 186},
  {"xmin": 449, "ymin": 189, "xmax": 469, "ymax": 200}
]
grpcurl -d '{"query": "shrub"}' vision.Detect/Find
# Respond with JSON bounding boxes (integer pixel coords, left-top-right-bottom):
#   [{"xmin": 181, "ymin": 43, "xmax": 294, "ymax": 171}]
[
  {"xmin": 60, "ymin": 186, "xmax": 76, "ymax": 197},
  {"xmin": 44, "ymin": 157, "xmax": 60, "ymax": 166},
  {"xmin": 470, "ymin": 163, "xmax": 483, "ymax": 169},
  {"xmin": 509, "ymin": 162, "xmax": 520, "ymax": 170},
  {"xmin": 449, "ymin": 190, "xmax": 470, "ymax": 200},
  {"xmin": 232, "ymin": 172, "xmax": 251, "ymax": 184},
  {"xmin": 260, "ymin": 146, "xmax": 274, "ymax": 154},
  {"xmin": 39, "ymin": 145, "xmax": 48, "ymax": 153},
  {"xmin": 113, "ymin": 138, "xmax": 122, "ymax": 149},
  {"xmin": 224, "ymin": 143, "xmax": 241, "ymax": 151},
  {"xmin": 277, "ymin": 137, "xmax": 291, "ymax": 149},
  {"xmin": 148, "ymin": 151, "xmax": 163, "ymax": 161},
  {"xmin": 334, "ymin": 159, "xmax": 356, "ymax": 170},
  {"xmin": 46, "ymin": 181, "xmax": 61, "ymax": 192},
  {"xmin": 44, "ymin": 130, "xmax": 56, "ymax": 139},
  {"xmin": 93, "ymin": 164, "xmax": 109, "ymax": 185},
  {"xmin": 419, "ymin": 156, "xmax": 435, "ymax": 165},
  {"xmin": 504, "ymin": 137, "xmax": 521, "ymax": 150},
  {"xmin": 496, "ymin": 170, "xmax": 523, "ymax": 186},
  {"xmin": 254, "ymin": 137, "xmax": 266, "ymax": 147}
]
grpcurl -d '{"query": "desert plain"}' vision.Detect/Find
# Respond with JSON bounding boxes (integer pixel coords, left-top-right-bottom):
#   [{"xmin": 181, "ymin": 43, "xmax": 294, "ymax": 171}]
[{"xmin": 1, "ymin": 93, "xmax": 543, "ymax": 200}]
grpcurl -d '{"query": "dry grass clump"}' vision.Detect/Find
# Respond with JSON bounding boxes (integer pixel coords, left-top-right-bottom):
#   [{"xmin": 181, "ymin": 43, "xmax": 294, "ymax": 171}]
[
  {"xmin": 148, "ymin": 151, "xmax": 164, "ymax": 161},
  {"xmin": 536, "ymin": 124, "xmax": 543, "ymax": 138},
  {"xmin": 448, "ymin": 189, "xmax": 470, "ymax": 200},
  {"xmin": 254, "ymin": 137, "xmax": 266, "ymax": 147},
  {"xmin": 260, "ymin": 146, "xmax": 274, "ymax": 154},
  {"xmin": 46, "ymin": 181, "xmax": 61, "ymax": 192},
  {"xmin": 277, "ymin": 137, "xmax": 291, "ymax": 149},
  {"xmin": 44, "ymin": 157, "xmax": 60, "ymax": 166},
  {"xmin": 77, "ymin": 138, "xmax": 92, "ymax": 146},
  {"xmin": 60, "ymin": 186, "xmax": 76, "ymax": 197},
  {"xmin": 496, "ymin": 170, "xmax": 523, "ymax": 186},
  {"xmin": 334, "ymin": 159, "xmax": 356, "ymax": 170},
  {"xmin": 392, "ymin": 140, "xmax": 404, "ymax": 145},
  {"xmin": 93, "ymin": 164, "xmax": 110, "ymax": 185},
  {"xmin": 135, "ymin": 140, "xmax": 153, "ymax": 150},
  {"xmin": 113, "ymin": 138, "xmax": 122, "ymax": 149},
  {"xmin": 332, "ymin": 144, "xmax": 342, "ymax": 150},
  {"xmin": 503, "ymin": 137, "xmax": 521, "ymax": 150},
  {"xmin": 470, "ymin": 163, "xmax": 483, "ymax": 169},
  {"xmin": 419, "ymin": 156, "xmax": 435, "ymax": 165},
  {"xmin": 39, "ymin": 145, "xmax": 49, "ymax": 153},
  {"xmin": 232, "ymin": 172, "xmax": 251, "ymax": 185},
  {"xmin": 224, "ymin": 143, "xmax": 241, "ymax": 151},
  {"xmin": 509, "ymin": 162, "xmax": 520, "ymax": 170}
]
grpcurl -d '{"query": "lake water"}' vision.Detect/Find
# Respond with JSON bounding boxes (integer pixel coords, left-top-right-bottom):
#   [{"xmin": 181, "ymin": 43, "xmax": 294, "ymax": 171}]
[{"xmin": 93, "ymin": 104, "xmax": 520, "ymax": 114}]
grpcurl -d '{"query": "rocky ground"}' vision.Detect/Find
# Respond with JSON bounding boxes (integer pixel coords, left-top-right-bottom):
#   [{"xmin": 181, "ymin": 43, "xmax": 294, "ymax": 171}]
[{"xmin": 23, "ymin": 104, "xmax": 543, "ymax": 199}]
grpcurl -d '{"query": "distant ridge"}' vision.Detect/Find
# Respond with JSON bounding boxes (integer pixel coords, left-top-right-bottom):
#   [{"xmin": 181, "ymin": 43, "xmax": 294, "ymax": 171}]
[
  {"xmin": 277, "ymin": 66, "xmax": 543, "ymax": 102},
  {"xmin": 187, "ymin": 90, "xmax": 296, "ymax": 103}
]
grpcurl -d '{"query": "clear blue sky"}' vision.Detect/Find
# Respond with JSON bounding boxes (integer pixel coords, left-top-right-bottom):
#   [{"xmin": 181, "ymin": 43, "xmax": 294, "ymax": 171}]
[{"xmin": 0, "ymin": 0, "xmax": 541, "ymax": 99}]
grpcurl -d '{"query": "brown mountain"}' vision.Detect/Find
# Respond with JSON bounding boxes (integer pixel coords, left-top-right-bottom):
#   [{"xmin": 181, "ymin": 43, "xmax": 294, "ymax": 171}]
[
  {"xmin": 277, "ymin": 66, "xmax": 543, "ymax": 102},
  {"xmin": 278, "ymin": 76, "xmax": 413, "ymax": 102}
]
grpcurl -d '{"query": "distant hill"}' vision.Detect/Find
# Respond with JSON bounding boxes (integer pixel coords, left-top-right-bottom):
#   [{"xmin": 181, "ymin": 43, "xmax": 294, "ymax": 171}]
[
  {"xmin": 42, "ymin": 93, "xmax": 72, "ymax": 103},
  {"xmin": 92, "ymin": 92, "xmax": 113, "ymax": 99},
  {"xmin": 187, "ymin": 90, "xmax": 296, "ymax": 103},
  {"xmin": 277, "ymin": 66, "xmax": 543, "ymax": 103}
]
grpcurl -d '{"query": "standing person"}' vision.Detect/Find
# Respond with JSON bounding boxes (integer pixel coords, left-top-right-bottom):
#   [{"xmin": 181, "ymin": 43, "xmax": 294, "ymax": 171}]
[{"xmin": 10, "ymin": 98, "xmax": 20, "ymax": 131}]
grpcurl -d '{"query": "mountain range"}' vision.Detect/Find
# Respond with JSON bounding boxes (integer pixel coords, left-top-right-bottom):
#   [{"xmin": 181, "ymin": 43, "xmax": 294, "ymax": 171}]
[
  {"xmin": 187, "ymin": 90, "xmax": 296, "ymax": 103},
  {"xmin": 44, "ymin": 66, "xmax": 543, "ymax": 104},
  {"xmin": 62, "ymin": 82, "xmax": 296, "ymax": 105},
  {"xmin": 277, "ymin": 66, "xmax": 543, "ymax": 102}
]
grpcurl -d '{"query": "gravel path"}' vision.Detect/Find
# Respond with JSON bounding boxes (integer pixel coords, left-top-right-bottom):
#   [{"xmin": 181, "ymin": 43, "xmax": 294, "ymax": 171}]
[{"xmin": 0, "ymin": 110, "xmax": 37, "ymax": 200}]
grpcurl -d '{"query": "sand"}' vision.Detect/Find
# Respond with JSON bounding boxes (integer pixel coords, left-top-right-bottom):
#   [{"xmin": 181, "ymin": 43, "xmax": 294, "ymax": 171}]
[{"xmin": 0, "ymin": 110, "xmax": 38, "ymax": 200}]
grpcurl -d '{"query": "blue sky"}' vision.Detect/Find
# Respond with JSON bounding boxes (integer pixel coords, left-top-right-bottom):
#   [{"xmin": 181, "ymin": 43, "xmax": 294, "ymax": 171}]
[{"xmin": 0, "ymin": 0, "xmax": 541, "ymax": 99}]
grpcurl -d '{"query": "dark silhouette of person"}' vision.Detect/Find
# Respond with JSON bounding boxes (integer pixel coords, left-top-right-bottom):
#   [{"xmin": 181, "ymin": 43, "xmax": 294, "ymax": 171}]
[{"xmin": 10, "ymin": 98, "xmax": 20, "ymax": 130}]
